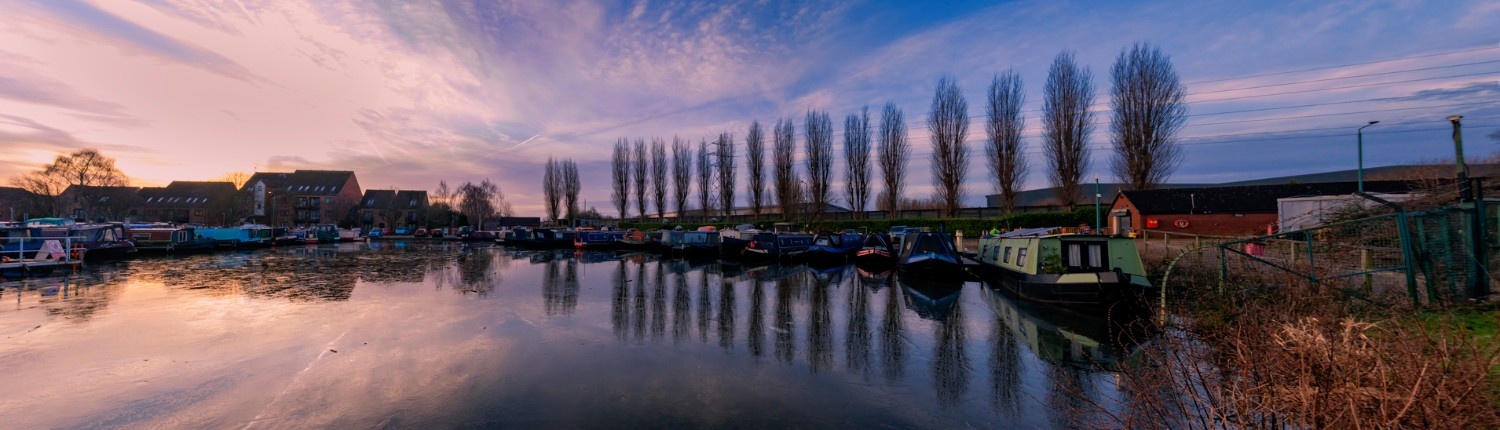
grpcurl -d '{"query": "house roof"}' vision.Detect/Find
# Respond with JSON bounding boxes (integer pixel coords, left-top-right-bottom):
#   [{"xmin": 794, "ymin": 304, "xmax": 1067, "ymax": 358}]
[
  {"xmin": 139, "ymin": 181, "xmax": 235, "ymax": 207},
  {"xmin": 0, "ymin": 186, "xmax": 35, "ymax": 201},
  {"xmin": 1118, "ymin": 180, "xmax": 1421, "ymax": 214},
  {"xmin": 244, "ymin": 170, "xmax": 355, "ymax": 196},
  {"xmin": 360, "ymin": 190, "xmax": 428, "ymax": 209}
]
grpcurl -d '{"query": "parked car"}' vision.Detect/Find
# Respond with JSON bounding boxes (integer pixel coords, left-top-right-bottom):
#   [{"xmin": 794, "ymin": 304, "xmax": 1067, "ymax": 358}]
[
  {"xmin": 367, "ymin": 229, "xmax": 383, "ymax": 238},
  {"xmin": 414, "ymin": 228, "xmax": 428, "ymax": 237},
  {"xmin": 395, "ymin": 227, "xmax": 412, "ymax": 235},
  {"xmin": 430, "ymin": 228, "xmax": 445, "ymax": 238}
]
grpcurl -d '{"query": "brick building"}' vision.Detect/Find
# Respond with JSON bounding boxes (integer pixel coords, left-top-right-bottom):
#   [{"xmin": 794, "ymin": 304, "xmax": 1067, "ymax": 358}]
[
  {"xmin": 137, "ymin": 181, "xmax": 238, "ymax": 225},
  {"xmin": 0, "ymin": 187, "xmax": 38, "ymax": 222},
  {"xmin": 357, "ymin": 189, "xmax": 427, "ymax": 231},
  {"xmin": 1107, "ymin": 181, "xmax": 1419, "ymax": 237},
  {"xmin": 244, "ymin": 170, "xmax": 362, "ymax": 228},
  {"xmin": 58, "ymin": 185, "xmax": 142, "ymax": 222}
]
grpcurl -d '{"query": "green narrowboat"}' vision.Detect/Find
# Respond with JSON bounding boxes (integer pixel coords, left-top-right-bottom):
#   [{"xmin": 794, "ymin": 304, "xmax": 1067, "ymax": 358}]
[{"xmin": 975, "ymin": 227, "xmax": 1153, "ymax": 308}]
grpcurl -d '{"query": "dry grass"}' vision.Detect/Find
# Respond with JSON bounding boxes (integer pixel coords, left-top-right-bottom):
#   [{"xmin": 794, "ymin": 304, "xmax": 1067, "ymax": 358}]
[{"xmin": 1093, "ymin": 261, "xmax": 1500, "ymax": 429}]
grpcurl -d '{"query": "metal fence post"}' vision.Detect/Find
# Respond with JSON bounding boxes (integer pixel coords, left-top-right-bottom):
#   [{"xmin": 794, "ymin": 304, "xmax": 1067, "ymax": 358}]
[{"xmin": 1396, "ymin": 211, "xmax": 1419, "ymax": 307}]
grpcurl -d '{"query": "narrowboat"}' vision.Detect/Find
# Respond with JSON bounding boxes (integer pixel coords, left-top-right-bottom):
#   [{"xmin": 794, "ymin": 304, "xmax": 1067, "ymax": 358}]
[
  {"xmin": 616, "ymin": 229, "xmax": 663, "ymax": 252},
  {"xmin": 574, "ymin": 230, "xmax": 625, "ymax": 249},
  {"xmin": 272, "ymin": 228, "xmax": 306, "ymax": 246},
  {"xmin": 1, "ymin": 225, "xmax": 80, "ymax": 278},
  {"xmin": 196, "ymin": 225, "xmax": 274, "ymax": 248},
  {"xmin": 38, "ymin": 222, "xmax": 136, "ymax": 261},
  {"xmin": 804, "ymin": 230, "xmax": 863, "ymax": 265},
  {"xmin": 503, "ymin": 227, "xmax": 533, "ymax": 247},
  {"xmin": 895, "ymin": 231, "xmax": 966, "ymax": 280},
  {"xmin": 974, "ymin": 227, "xmax": 1153, "ymax": 308},
  {"xmin": 667, "ymin": 226, "xmax": 720, "ymax": 258},
  {"xmin": 314, "ymin": 224, "xmax": 342, "ymax": 243},
  {"xmin": 129, "ymin": 225, "xmax": 219, "ymax": 253},
  {"xmin": 854, "ymin": 231, "xmax": 897, "ymax": 268},
  {"xmin": 525, "ymin": 228, "xmax": 575, "ymax": 249},
  {"xmin": 741, "ymin": 232, "xmax": 813, "ymax": 261},
  {"xmin": 719, "ymin": 224, "xmax": 760, "ymax": 257}
]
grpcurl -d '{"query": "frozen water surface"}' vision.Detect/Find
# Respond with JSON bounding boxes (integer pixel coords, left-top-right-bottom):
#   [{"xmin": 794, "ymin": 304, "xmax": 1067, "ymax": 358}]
[{"xmin": 0, "ymin": 241, "xmax": 1151, "ymax": 429}]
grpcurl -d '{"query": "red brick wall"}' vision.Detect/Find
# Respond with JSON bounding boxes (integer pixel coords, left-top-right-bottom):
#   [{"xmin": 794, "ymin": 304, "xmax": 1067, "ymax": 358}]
[{"xmin": 1111, "ymin": 194, "xmax": 1276, "ymax": 237}]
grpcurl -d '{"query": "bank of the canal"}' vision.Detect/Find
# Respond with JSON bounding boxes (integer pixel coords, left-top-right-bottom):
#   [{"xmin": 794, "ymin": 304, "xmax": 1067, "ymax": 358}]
[{"xmin": 0, "ymin": 241, "xmax": 1152, "ymax": 428}]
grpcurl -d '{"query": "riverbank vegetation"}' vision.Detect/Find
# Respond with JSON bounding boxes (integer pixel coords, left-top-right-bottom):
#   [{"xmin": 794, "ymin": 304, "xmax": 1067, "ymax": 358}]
[{"xmin": 1098, "ymin": 256, "xmax": 1500, "ymax": 428}]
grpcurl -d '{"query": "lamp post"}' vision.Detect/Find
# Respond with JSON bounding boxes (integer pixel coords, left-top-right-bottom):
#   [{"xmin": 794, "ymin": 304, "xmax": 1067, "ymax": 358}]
[
  {"xmin": 1094, "ymin": 174, "xmax": 1102, "ymax": 234},
  {"xmin": 1357, "ymin": 120, "xmax": 1379, "ymax": 193}
]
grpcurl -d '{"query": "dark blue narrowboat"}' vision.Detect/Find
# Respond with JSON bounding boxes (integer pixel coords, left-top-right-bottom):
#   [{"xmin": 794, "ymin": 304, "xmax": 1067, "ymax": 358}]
[
  {"xmin": 896, "ymin": 231, "xmax": 966, "ymax": 280},
  {"xmin": 804, "ymin": 230, "xmax": 863, "ymax": 265}
]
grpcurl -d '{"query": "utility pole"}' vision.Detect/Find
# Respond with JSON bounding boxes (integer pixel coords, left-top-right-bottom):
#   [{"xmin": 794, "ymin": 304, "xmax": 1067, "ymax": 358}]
[
  {"xmin": 1094, "ymin": 175, "xmax": 1102, "ymax": 234},
  {"xmin": 1450, "ymin": 115, "xmax": 1470, "ymax": 201}
]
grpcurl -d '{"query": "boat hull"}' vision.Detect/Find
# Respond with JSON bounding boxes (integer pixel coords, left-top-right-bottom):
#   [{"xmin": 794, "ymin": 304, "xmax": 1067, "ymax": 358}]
[{"xmin": 975, "ymin": 263, "xmax": 1151, "ymax": 309}]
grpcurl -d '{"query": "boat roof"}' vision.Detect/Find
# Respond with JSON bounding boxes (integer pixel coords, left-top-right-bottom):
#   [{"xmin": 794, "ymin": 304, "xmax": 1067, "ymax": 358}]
[{"xmin": 996, "ymin": 227, "xmax": 1062, "ymax": 238}]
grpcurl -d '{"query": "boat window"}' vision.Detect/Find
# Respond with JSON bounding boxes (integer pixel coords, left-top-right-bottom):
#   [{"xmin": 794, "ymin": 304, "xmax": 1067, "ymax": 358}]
[
  {"xmin": 1089, "ymin": 244, "xmax": 1103, "ymax": 268},
  {"xmin": 1067, "ymin": 244, "xmax": 1082, "ymax": 269},
  {"xmin": 1016, "ymin": 248, "xmax": 1027, "ymax": 266},
  {"xmin": 1063, "ymin": 242, "xmax": 1109, "ymax": 271}
]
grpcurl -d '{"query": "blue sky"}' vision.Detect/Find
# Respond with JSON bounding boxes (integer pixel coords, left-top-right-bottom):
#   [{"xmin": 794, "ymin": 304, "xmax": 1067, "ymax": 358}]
[{"xmin": 0, "ymin": 0, "xmax": 1496, "ymax": 215}]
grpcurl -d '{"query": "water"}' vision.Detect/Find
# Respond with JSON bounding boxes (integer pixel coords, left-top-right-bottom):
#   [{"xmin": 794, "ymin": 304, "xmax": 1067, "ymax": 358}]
[{"xmin": 0, "ymin": 242, "xmax": 1153, "ymax": 428}]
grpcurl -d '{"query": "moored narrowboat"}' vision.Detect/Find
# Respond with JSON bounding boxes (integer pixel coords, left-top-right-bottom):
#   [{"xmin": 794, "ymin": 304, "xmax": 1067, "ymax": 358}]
[
  {"xmin": 667, "ymin": 226, "xmax": 720, "ymax": 258},
  {"xmin": 741, "ymin": 232, "xmax": 813, "ymax": 261},
  {"xmin": 804, "ymin": 230, "xmax": 863, "ymax": 265},
  {"xmin": 574, "ymin": 230, "xmax": 625, "ymax": 249},
  {"xmin": 719, "ymin": 224, "xmax": 760, "ymax": 257},
  {"xmin": 895, "ymin": 231, "xmax": 965, "ymax": 280},
  {"xmin": 855, "ymin": 232, "xmax": 897, "ymax": 268},
  {"xmin": 974, "ymin": 227, "xmax": 1153, "ymax": 308},
  {"xmin": 129, "ymin": 225, "xmax": 219, "ymax": 253}
]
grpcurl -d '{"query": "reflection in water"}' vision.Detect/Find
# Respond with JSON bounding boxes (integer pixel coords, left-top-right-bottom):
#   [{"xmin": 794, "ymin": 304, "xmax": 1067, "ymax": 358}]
[
  {"xmin": 697, "ymin": 271, "xmax": 710, "ymax": 343},
  {"xmin": 632, "ymin": 263, "xmax": 647, "ymax": 342},
  {"xmin": 880, "ymin": 278, "xmax": 906, "ymax": 383},
  {"xmin": 717, "ymin": 274, "xmax": 735, "ymax": 350},
  {"xmin": 672, "ymin": 270, "xmax": 690, "ymax": 343},
  {"xmin": 932, "ymin": 297, "xmax": 970, "ymax": 408},
  {"xmin": 651, "ymin": 262, "xmax": 666, "ymax": 342},
  {"xmin": 844, "ymin": 272, "xmax": 873, "ymax": 379},
  {"xmin": 1, "ymin": 245, "xmax": 1164, "ymax": 428},
  {"xmin": 807, "ymin": 271, "xmax": 833, "ymax": 373},
  {"xmin": 611, "ymin": 261, "xmax": 628, "ymax": 341},
  {"xmin": 773, "ymin": 272, "xmax": 797, "ymax": 364},
  {"xmin": 747, "ymin": 280, "xmax": 765, "ymax": 357}
]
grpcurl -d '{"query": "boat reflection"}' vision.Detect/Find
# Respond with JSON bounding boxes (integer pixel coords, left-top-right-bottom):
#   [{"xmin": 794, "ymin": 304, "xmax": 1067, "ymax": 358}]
[{"xmin": 980, "ymin": 281, "xmax": 1153, "ymax": 371}]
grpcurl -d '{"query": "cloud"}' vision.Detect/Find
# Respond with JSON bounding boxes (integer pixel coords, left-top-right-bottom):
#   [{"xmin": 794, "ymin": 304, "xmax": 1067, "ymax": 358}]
[{"xmin": 23, "ymin": 1, "xmax": 261, "ymax": 82}]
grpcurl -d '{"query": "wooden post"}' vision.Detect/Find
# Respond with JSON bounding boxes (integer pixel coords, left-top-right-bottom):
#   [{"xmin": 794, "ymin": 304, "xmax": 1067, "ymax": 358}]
[{"xmin": 1361, "ymin": 248, "xmax": 1372, "ymax": 292}]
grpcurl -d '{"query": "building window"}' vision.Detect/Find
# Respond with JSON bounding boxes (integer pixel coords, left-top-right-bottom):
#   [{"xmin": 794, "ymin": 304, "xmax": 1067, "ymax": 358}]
[{"xmin": 195, "ymin": 210, "xmax": 203, "ymax": 217}]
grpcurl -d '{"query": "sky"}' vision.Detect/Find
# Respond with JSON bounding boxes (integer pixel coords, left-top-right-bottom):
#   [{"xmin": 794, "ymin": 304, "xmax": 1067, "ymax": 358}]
[{"xmin": 0, "ymin": 0, "xmax": 1496, "ymax": 216}]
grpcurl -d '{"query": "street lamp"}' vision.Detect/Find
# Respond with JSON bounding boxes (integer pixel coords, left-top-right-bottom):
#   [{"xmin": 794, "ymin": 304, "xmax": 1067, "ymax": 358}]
[
  {"xmin": 1094, "ymin": 174, "xmax": 1102, "ymax": 234},
  {"xmin": 1357, "ymin": 120, "xmax": 1379, "ymax": 193}
]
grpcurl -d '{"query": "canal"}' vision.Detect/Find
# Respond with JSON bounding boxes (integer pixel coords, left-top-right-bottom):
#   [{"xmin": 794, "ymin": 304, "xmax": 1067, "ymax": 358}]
[{"xmin": 0, "ymin": 241, "xmax": 1153, "ymax": 428}]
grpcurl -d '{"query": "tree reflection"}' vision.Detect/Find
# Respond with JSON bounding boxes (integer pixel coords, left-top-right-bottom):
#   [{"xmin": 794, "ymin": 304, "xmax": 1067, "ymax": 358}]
[
  {"xmin": 774, "ymin": 273, "xmax": 796, "ymax": 364},
  {"xmin": 807, "ymin": 271, "xmax": 833, "ymax": 372},
  {"xmin": 672, "ymin": 271, "xmax": 690, "ymax": 343},
  {"xmin": 932, "ymin": 299, "xmax": 970, "ymax": 408},
  {"xmin": 844, "ymin": 271, "xmax": 872, "ymax": 380},
  {"xmin": 697, "ymin": 271, "xmax": 711, "ymax": 343},
  {"xmin": 650, "ymin": 261, "xmax": 666, "ymax": 342},
  {"xmin": 611, "ymin": 260, "xmax": 628, "ymax": 341},
  {"xmin": 880, "ymin": 278, "xmax": 905, "ymax": 383},
  {"xmin": 989, "ymin": 302, "xmax": 1022, "ymax": 414},
  {"xmin": 717, "ymin": 273, "xmax": 735, "ymax": 350},
  {"xmin": 632, "ymin": 261, "xmax": 647, "ymax": 342},
  {"xmin": 747, "ymin": 280, "xmax": 765, "ymax": 357}
]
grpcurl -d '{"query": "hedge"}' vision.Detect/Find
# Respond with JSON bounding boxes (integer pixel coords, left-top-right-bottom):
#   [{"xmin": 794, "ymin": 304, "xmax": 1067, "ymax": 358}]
[{"xmin": 616, "ymin": 207, "xmax": 1095, "ymax": 234}]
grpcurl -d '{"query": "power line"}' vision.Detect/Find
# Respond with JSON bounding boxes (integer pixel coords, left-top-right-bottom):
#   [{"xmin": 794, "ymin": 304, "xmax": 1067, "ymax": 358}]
[
  {"xmin": 1189, "ymin": 70, "xmax": 1498, "ymax": 104},
  {"xmin": 1186, "ymin": 44, "xmax": 1500, "ymax": 85}
]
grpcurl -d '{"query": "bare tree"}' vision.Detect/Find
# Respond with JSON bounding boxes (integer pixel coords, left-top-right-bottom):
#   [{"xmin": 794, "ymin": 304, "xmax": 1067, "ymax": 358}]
[
  {"xmin": 457, "ymin": 179, "xmax": 506, "ymax": 227},
  {"xmin": 843, "ymin": 107, "xmax": 872, "ymax": 219},
  {"xmin": 611, "ymin": 138, "xmax": 631, "ymax": 220},
  {"xmin": 430, "ymin": 180, "xmax": 455, "ymax": 227},
  {"xmin": 986, "ymin": 70, "xmax": 1028, "ymax": 213},
  {"xmin": 715, "ymin": 131, "xmax": 736, "ymax": 218},
  {"xmin": 671, "ymin": 136, "xmax": 691, "ymax": 221},
  {"xmin": 651, "ymin": 138, "xmax": 668, "ymax": 221},
  {"xmin": 10, "ymin": 148, "xmax": 131, "ymax": 219},
  {"xmin": 1043, "ymin": 50, "xmax": 1094, "ymax": 209},
  {"xmin": 773, "ymin": 117, "xmax": 799, "ymax": 220},
  {"xmin": 633, "ymin": 139, "xmax": 648, "ymax": 220},
  {"xmin": 805, "ymin": 110, "xmax": 834, "ymax": 220},
  {"xmin": 563, "ymin": 160, "xmax": 581, "ymax": 224},
  {"xmin": 878, "ymin": 102, "xmax": 909, "ymax": 218},
  {"xmin": 929, "ymin": 76, "xmax": 970, "ymax": 218},
  {"xmin": 543, "ymin": 157, "xmax": 561, "ymax": 222},
  {"xmin": 1110, "ymin": 42, "xmax": 1186, "ymax": 190},
  {"xmin": 696, "ymin": 138, "xmax": 714, "ymax": 221},
  {"xmin": 745, "ymin": 120, "xmax": 767, "ymax": 220}
]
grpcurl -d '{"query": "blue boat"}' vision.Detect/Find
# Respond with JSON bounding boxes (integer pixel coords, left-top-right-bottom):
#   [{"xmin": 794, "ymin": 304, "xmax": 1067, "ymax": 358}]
[
  {"xmin": 855, "ymin": 232, "xmax": 897, "ymax": 268},
  {"xmin": 804, "ymin": 230, "xmax": 863, "ymax": 265},
  {"xmin": 896, "ymin": 231, "xmax": 966, "ymax": 280},
  {"xmin": 666, "ymin": 227, "xmax": 720, "ymax": 259},
  {"xmin": 196, "ymin": 225, "xmax": 274, "ymax": 248},
  {"xmin": 33, "ymin": 222, "xmax": 135, "ymax": 261},
  {"xmin": 574, "ymin": 230, "xmax": 625, "ymax": 249},
  {"xmin": 741, "ymin": 232, "xmax": 813, "ymax": 261},
  {"xmin": 129, "ymin": 225, "xmax": 219, "ymax": 253}
]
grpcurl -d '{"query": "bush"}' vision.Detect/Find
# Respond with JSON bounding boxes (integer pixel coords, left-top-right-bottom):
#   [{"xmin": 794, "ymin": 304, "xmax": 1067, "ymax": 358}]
[{"xmin": 618, "ymin": 207, "xmax": 1095, "ymax": 234}]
